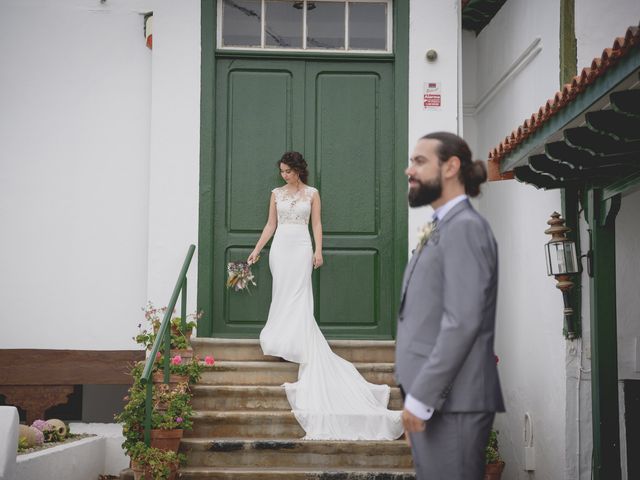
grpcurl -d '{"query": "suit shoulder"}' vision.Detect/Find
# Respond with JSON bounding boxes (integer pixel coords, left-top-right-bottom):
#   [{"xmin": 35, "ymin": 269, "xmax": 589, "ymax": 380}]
[
  {"xmin": 447, "ymin": 209, "xmax": 495, "ymax": 243},
  {"xmin": 450, "ymin": 207, "xmax": 488, "ymax": 228}
]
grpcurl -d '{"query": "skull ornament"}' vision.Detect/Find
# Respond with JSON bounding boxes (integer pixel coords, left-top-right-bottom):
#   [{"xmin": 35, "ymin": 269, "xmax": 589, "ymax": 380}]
[{"xmin": 47, "ymin": 418, "xmax": 68, "ymax": 438}]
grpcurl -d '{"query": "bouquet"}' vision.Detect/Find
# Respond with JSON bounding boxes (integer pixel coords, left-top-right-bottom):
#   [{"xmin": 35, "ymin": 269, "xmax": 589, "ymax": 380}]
[{"xmin": 226, "ymin": 261, "xmax": 257, "ymax": 292}]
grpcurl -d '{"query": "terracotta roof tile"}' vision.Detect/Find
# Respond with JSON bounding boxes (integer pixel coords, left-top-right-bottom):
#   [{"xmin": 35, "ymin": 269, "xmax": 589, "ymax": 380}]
[{"xmin": 487, "ymin": 22, "xmax": 640, "ymax": 182}]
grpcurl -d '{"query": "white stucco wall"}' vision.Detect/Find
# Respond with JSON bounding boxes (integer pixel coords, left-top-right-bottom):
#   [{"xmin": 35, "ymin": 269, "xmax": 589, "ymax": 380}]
[
  {"xmin": 617, "ymin": 189, "xmax": 640, "ymax": 381},
  {"xmin": 462, "ymin": 1, "xmax": 567, "ymax": 478},
  {"xmin": 146, "ymin": 0, "xmax": 201, "ymax": 315},
  {"xmin": 0, "ymin": 0, "xmax": 152, "ymax": 349},
  {"xmin": 575, "ymin": 0, "xmax": 640, "ymax": 69},
  {"xmin": 479, "ymin": 182, "xmax": 566, "ymax": 480}
]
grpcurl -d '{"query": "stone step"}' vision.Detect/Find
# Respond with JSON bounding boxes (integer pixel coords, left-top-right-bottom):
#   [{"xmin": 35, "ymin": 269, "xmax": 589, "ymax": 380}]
[
  {"xmin": 179, "ymin": 467, "xmax": 416, "ymax": 479},
  {"xmin": 190, "ymin": 385, "xmax": 404, "ymax": 411},
  {"xmin": 186, "ymin": 411, "xmax": 304, "ymax": 438},
  {"xmin": 200, "ymin": 361, "xmax": 396, "ymax": 386},
  {"xmin": 191, "ymin": 338, "xmax": 397, "ymax": 363},
  {"xmin": 187, "ymin": 409, "xmax": 405, "ymax": 438},
  {"xmin": 181, "ymin": 438, "xmax": 413, "ymax": 469}
]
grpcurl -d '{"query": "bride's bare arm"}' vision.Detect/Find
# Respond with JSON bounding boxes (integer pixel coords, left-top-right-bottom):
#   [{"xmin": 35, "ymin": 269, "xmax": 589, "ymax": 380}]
[
  {"xmin": 311, "ymin": 191, "xmax": 323, "ymax": 268},
  {"xmin": 248, "ymin": 193, "xmax": 277, "ymax": 264}
]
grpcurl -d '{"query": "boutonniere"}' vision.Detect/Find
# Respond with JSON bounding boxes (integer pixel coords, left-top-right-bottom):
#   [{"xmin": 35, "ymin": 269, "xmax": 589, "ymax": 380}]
[{"xmin": 415, "ymin": 222, "xmax": 435, "ymax": 253}]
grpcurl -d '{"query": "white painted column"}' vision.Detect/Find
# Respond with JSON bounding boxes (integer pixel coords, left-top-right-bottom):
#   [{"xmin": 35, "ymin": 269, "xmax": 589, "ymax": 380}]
[{"xmin": 407, "ymin": 0, "xmax": 461, "ymax": 249}]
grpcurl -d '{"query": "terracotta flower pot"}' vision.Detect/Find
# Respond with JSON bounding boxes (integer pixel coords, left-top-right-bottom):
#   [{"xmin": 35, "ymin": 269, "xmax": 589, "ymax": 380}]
[
  {"xmin": 152, "ymin": 372, "xmax": 189, "ymax": 388},
  {"xmin": 171, "ymin": 324, "xmax": 193, "ymax": 340},
  {"xmin": 150, "ymin": 428, "xmax": 184, "ymax": 452},
  {"xmin": 170, "ymin": 348, "xmax": 194, "ymax": 363},
  {"xmin": 484, "ymin": 461, "xmax": 505, "ymax": 480},
  {"xmin": 131, "ymin": 460, "xmax": 178, "ymax": 480}
]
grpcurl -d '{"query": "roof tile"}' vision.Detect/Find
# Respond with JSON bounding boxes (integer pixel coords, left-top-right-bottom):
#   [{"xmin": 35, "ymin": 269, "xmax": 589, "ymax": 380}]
[{"xmin": 487, "ymin": 22, "xmax": 640, "ymax": 180}]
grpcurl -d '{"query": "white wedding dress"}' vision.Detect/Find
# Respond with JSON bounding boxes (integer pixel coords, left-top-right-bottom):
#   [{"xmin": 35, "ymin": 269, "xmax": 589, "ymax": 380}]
[{"xmin": 259, "ymin": 185, "xmax": 404, "ymax": 441}]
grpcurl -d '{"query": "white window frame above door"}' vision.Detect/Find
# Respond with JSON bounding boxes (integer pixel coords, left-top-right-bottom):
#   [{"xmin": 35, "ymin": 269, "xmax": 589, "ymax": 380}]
[{"xmin": 217, "ymin": 0, "xmax": 394, "ymax": 54}]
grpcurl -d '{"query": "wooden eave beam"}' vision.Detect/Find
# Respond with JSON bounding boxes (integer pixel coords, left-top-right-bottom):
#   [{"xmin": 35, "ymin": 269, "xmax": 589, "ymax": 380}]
[
  {"xmin": 585, "ymin": 109, "xmax": 640, "ymax": 141},
  {"xmin": 564, "ymin": 126, "xmax": 640, "ymax": 156},
  {"xmin": 461, "ymin": 0, "xmax": 507, "ymax": 34}
]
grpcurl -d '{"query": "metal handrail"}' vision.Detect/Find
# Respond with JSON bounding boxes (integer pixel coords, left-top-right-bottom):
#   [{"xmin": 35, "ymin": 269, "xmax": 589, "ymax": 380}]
[{"xmin": 139, "ymin": 244, "xmax": 196, "ymax": 445}]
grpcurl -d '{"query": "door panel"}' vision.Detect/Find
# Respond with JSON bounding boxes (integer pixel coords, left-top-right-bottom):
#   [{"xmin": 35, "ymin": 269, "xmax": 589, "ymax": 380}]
[
  {"xmin": 306, "ymin": 62, "xmax": 394, "ymax": 337},
  {"xmin": 313, "ymin": 71, "xmax": 379, "ymax": 233},
  {"xmin": 317, "ymin": 249, "xmax": 378, "ymax": 327},
  {"xmin": 211, "ymin": 59, "xmax": 395, "ymax": 339},
  {"xmin": 212, "ymin": 60, "xmax": 305, "ymax": 337},
  {"xmin": 227, "ymin": 68, "xmax": 301, "ymax": 232}
]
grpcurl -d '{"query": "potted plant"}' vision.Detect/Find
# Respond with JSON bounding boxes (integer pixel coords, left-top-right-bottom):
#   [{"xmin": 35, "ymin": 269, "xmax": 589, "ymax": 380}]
[
  {"xmin": 170, "ymin": 311, "xmax": 202, "ymax": 340},
  {"xmin": 484, "ymin": 429, "xmax": 505, "ymax": 480},
  {"xmin": 149, "ymin": 382, "xmax": 194, "ymax": 452},
  {"xmin": 154, "ymin": 354, "xmax": 204, "ymax": 384},
  {"xmin": 135, "ymin": 303, "xmax": 201, "ymax": 352},
  {"xmin": 116, "ymin": 365, "xmax": 194, "ymax": 453},
  {"xmin": 128, "ymin": 441, "xmax": 184, "ymax": 480}
]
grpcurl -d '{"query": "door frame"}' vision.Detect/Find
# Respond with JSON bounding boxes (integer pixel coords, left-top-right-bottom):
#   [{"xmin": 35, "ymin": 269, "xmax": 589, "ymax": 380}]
[{"xmin": 197, "ymin": 0, "xmax": 409, "ymax": 338}]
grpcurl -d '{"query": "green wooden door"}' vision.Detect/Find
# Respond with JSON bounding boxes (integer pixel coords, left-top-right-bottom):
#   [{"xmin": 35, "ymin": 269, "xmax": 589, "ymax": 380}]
[{"xmin": 209, "ymin": 57, "xmax": 397, "ymax": 339}]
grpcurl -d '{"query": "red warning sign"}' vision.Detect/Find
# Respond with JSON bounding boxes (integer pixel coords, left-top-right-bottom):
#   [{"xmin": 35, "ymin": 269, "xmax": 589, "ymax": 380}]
[{"xmin": 423, "ymin": 82, "xmax": 441, "ymax": 110}]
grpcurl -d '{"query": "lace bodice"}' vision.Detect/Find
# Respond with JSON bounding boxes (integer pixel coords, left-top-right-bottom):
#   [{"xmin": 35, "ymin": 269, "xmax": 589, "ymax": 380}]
[{"xmin": 273, "ymin": 185, "xmax": 317, "ymax": 225}]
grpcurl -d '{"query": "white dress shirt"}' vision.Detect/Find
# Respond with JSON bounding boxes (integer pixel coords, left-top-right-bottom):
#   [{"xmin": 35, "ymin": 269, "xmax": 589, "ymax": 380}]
[{"xmin": 404, "ymin": 194, "xmax": 468, "ymax": 421}]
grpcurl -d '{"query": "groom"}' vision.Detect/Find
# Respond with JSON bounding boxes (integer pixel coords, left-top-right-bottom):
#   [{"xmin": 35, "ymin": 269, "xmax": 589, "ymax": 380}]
[{"xmin": 395, "ymin": 132, "xmax": 504, "ymax": 480}]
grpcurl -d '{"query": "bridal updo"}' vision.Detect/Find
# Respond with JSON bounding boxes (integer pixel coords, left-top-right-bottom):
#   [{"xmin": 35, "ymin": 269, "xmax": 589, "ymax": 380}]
[{"xmin": 278, "ymin": 151, "xmax": 309, "ymax": 184}]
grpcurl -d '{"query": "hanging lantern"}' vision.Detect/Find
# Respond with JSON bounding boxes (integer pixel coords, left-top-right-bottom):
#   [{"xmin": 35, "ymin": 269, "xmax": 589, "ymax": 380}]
[{"xmin": 544, "ymin": 212, "xmax": 580, "ymax": 339}]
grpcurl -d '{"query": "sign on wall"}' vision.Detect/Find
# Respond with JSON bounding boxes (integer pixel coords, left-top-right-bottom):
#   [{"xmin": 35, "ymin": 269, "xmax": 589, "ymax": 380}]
[{"xmin": 423, "ymin": 82, "xmax": 441, "ymax": 110}]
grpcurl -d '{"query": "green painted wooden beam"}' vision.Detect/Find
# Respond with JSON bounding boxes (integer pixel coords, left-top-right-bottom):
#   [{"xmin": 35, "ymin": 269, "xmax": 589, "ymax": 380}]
[
  {"xmin": 561, "ymin": 185, "xmax": 581, "ymax": 339},
  {"xmin": 603, "ymin": 171, "xmax": 640, "ymax": 200},
  {"xmin": 587, "ymin": 188, "xmax": 622, "ymax": 480},
  {"xmin": 197, "ymin": 0, "xmax": 217, "ymax": 338},
  {"xmin": 560, "ymin": 0, "xmax": 577, "ymax": 86},
  {"xmin": 392, "ymin": 0, "xmax": 410, "ymax": 333}
]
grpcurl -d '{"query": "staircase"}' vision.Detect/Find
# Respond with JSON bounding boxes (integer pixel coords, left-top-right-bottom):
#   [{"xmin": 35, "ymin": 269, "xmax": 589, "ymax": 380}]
[{"xmin": 178, "ymin": 338, "xmax": 415, "ymax": 480}]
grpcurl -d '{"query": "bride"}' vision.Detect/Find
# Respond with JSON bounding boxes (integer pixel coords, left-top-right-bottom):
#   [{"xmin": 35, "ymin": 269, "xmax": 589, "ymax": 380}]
[{"xmin": 247, "ymin": 151, "xmax": 403, "ymax": 441}]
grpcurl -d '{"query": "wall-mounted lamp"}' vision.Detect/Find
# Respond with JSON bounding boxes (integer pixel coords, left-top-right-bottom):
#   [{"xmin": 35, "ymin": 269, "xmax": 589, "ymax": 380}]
[{"xmin": 544, "ymin": 212, "xmax": 579, "ymax": 339}]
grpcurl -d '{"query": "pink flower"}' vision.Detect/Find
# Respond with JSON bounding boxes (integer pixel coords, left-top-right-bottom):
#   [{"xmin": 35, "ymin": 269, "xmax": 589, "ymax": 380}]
[
  {"xmin": 32, "ymin": 428, "xmax": 44, "ymax": 445},
  {"xmin": 171, "ymin": 355, "xmax": 182, "ymax": 365},
  {"xmin": 495, "ymin": 354, "xmax": 500, "ymax": 364},
  {"xmin": 155, "ymin": 352, "xmax": 161, "ymax": 360},
  {"xmin": 31, "ymin": 419, "xmax": 51, "ymax": 432},
  {"xmin": 175, "ymin": 417, "xmax": 183, "ymax": 423},
  {"xmin": 204, "ymin": 355, "xmax": 215, "ymax": 366}
]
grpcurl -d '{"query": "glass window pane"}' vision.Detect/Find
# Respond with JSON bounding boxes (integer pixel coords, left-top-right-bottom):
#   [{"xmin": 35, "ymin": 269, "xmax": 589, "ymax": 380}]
[
  {"xmin": 307, "ymin": 2, "xmax": 345, "ymax": 50},
  {"xmin": 265, "ymin": 1, "xmax": 303, "ymax": 48},
  {"xmin": 222, "ymin": 0, "xmax": 262, "ymax": 47},
  {"xmin": 349, "ymin": 2, "xmax": 387, "ymax": 50}
]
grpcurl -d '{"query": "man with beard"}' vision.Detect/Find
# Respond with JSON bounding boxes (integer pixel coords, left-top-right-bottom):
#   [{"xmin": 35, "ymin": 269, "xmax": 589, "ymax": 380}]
[{"xmin": 395, "ymin": 132, "xmax": 505, "ymax": 480}]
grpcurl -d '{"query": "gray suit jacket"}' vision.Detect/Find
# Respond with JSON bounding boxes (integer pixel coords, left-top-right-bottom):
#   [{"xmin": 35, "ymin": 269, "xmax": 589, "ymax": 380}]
[{"xmin": 395, "ymin": 200, "xmax": 505, "ymax": 413}]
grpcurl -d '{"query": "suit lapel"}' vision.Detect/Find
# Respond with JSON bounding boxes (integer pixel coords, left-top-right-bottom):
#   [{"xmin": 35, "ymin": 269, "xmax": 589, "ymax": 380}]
[{"xmin": 399, "ymin": 200, "xmax": 473, "ymax": 315}]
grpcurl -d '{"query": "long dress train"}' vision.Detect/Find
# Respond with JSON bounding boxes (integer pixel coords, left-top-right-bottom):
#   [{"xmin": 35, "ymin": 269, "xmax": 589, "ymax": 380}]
[{"xmin": 259, "ymin": 185, "xmax": 404, "ymax": 441}]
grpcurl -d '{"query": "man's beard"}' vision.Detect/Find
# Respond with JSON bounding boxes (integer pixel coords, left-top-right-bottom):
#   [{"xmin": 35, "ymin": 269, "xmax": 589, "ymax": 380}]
[{"xmin": 408, "ymin": 175, "xmax": 442, "ymax": 207}]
